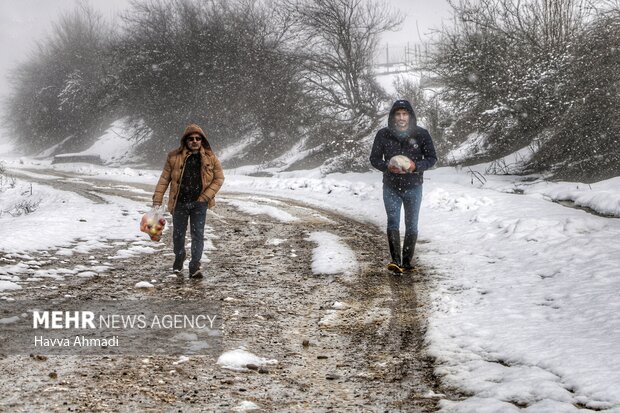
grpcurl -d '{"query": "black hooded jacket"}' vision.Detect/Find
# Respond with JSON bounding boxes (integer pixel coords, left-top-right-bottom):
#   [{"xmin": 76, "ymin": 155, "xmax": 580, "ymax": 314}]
[{"xmin": 369, "ymin": 100, "xmax": 437, "ymax": 190}]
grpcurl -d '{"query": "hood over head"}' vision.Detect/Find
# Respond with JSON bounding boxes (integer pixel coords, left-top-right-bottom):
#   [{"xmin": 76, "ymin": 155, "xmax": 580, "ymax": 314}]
[
  {"xmin": 388, "ymin": 99, "xmax": 417, "ymax": 136},
  {"xmin": 179, "ymin": 123, "xmax": 211, "ymax": 150}
]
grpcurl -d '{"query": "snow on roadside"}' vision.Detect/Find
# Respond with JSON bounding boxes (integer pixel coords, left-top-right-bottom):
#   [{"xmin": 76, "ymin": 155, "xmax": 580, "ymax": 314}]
[
  {"xmin": 216, "ymin": 348, "xmax": 278, "ymax": 372},
  {"xmin": 0, "ymin": 281, "xmax": 21, "ymax": 292},
  {"xmin": 422, "ymin": 181, "xmax": 620, "ymax": 411},
  {"xmin": 221, "ymin": 198, "xmax": 299, "ymax": 222},
  {"xmin": 110, "ymin": 244, "xmax": 159, "ymax": 260},
  {"xmin": 231, "ymin": 400, "xmax": 260, "ymax": 412},
  {"xmin": 521, "ymin": 177, "xmax": 620, "ymax": 218},
  {"xmin": 306, "ymin": 231, "xmax": 358, "ymax": 277},
  {"xmin": 0, "ymin": 178, "xmax": 148, "ymax": 253}
]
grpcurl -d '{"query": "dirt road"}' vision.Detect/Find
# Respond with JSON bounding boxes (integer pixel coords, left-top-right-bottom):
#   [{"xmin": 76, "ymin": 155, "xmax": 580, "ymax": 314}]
[{"xmin": 0, "ymin": 170, "xmax": 442, "ymax": 412}]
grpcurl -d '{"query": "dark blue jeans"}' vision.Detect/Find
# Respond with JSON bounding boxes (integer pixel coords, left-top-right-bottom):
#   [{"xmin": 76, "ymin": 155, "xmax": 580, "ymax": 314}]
[
  {"xmin": 383, "ymin": 184, "xmax": 423, "ymax": 236},
  {"xmin": 172, "ymin": 201, "xmax": 208, "ymax": 268}
]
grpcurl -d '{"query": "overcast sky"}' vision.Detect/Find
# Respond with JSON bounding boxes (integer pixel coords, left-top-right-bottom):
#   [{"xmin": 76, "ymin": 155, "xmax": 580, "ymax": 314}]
[{"xmin": 0, "ymin": 0, "xmax": 452, "ymax": 106}]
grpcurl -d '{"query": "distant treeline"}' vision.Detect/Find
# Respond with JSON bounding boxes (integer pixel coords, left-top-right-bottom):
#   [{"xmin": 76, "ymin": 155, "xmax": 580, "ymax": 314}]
[
  {"xmin": 3, "ymin": 0, "xmax": 400, "ymax": 171},
  {"xmin": 6, "ymin": 0, "xmax": 620, "ymax": 180}
]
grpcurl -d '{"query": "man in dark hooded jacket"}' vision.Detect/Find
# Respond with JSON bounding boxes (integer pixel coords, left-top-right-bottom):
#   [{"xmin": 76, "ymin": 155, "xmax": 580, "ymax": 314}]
[{"xmin": 370, "ymin": 100, "xmax": 437, "ymax": 273}]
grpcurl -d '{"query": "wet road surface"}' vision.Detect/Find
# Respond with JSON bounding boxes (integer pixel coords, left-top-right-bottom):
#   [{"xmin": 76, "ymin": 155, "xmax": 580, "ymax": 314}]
[{"xmin": 0, "ymin": 169, "xmax": 442, "ymax": 412}]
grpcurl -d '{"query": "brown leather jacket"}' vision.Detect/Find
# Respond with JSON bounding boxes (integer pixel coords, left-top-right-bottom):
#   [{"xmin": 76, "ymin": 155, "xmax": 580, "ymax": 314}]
[{"xmin": 152, "ymin": 125, "xmax": 224, "ymax": 213}]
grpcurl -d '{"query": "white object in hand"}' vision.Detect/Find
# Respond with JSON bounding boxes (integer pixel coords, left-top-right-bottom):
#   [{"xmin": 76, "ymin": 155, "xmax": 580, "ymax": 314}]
[{"xmin": 388, "ymin": 155, "xmax": 412, "ymax": 172}]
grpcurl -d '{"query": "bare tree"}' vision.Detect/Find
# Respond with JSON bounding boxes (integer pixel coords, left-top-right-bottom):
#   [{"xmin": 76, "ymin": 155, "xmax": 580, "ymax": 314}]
[
  {"xmin": 283, "ymin": 0, "xmax": 402, "ymax": 131},
  {"xmin": 449, "ymin": 0, "xmax": 590, "ymax": 52}
]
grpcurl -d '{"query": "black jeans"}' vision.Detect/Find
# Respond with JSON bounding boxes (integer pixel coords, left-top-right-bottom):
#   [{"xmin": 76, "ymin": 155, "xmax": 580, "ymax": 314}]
[{"xmin": 172, "ymin": 201, "xmax": 208, "ymax": 268}]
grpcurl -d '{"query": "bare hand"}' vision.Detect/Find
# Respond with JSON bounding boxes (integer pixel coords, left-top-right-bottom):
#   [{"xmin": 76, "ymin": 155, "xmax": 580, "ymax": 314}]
[
  {"xmin": 408, "ymin": 161, "xmax": 416, "ymax": 172},
  {"xmin": 388, "ymin": 164, "xmax": 404, "ymax": 174}
]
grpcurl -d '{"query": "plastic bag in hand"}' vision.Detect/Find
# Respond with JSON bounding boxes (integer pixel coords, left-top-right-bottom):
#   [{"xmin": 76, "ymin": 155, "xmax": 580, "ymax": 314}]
[{"xmin": 140, "ymin": 206, "xmax": 166, "ymax": 241}]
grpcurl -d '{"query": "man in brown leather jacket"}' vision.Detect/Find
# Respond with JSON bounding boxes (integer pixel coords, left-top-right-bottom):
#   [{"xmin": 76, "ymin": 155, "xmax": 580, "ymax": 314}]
[{"xmin": 152, "ymin": 124, "xmax": 225, "ymax": 278}]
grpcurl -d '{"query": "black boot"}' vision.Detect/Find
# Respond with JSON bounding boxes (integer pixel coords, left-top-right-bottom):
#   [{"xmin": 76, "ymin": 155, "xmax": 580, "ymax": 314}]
[
  {"xmin": 172, "ymin": 251, "xmax": 186, "ymax": 273},
  {"xmin": 402, "ymin": 233, "xmax": 418, "ymax": 272},
  {"xmin": 189, "ymin": 261, "xmax": 203, "ymax": 279},
  {"xmin": 387, "ymin": 230, "xmax": 403, "ymax": 273}
]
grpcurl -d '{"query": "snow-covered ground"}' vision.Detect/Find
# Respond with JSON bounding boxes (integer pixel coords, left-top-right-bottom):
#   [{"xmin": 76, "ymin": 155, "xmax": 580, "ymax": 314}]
[{"xmin": 2, "ymin": 148, "xmax": 620, "ymax": 411}]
